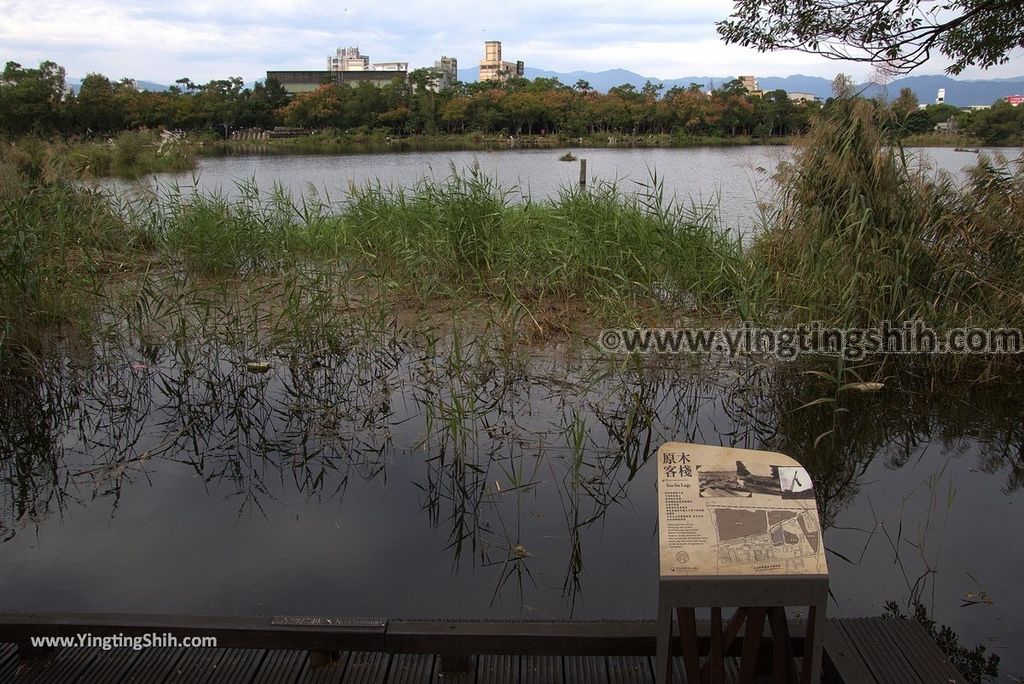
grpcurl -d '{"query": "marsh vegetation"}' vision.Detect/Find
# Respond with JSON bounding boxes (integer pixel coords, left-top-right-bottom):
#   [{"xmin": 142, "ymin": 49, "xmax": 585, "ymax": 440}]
[{"xmin": 1, "ymin": 92, "xmax": 1021, "ymax": 680}]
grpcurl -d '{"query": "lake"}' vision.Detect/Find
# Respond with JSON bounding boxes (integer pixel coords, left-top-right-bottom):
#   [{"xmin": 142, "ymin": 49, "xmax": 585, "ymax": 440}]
[
  {"xmin": 5, "ymin": 145, "xmax": 1023, "ymax": 681},
  {"xmin": 107, "ymin": 145, "xmax": 1019, "ymax": 235}
]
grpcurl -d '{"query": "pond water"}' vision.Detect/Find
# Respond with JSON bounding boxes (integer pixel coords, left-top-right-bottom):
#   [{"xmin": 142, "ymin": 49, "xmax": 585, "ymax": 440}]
[
  {"xmin": 1, "ymin": 331, "xmax": 1021, "ymax": 679},
  {"xmin": 7, "ymin": 145, "xmax": 1024, "ymax": 681},
  {"xmin": 108, "ymin": 145, "xmax": 1020, "ymax": 234}
]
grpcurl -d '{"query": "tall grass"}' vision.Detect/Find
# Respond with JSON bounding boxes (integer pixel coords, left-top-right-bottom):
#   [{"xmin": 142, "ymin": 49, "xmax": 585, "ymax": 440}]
[
  {"xmin": 339, "ymin": 165, "xmax": 745, "ymax": 311},
  {"xmin": 751, "ymin": 98, "xmax": 1024, "ymax": 329},
  {"xmin": 61, "ymin": 131, "xmax": 196, "ymax": 178},
  {"xmin": 0, "ymin": 140, "xmax": 151, "ymax": 363}
]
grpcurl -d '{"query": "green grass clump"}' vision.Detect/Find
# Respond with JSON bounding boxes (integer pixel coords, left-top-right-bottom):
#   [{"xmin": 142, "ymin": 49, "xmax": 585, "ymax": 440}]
[
  {"xmin": 62, "ymin": 131, "xmax": 196, "ymax": 178},
  {"xmin": 750, "ymin": 98, "xmax": 1024, "ymax": 329},
  {"xmin": 0, "ymin": 139, "xmax": 152, "ymax": 361},
  {"xmin": 337, "ymin": 165, "xmax": 745, "ymax": 308}
]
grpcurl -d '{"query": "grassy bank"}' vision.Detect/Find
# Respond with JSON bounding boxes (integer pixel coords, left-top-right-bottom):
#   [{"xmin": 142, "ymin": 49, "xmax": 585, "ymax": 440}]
[
  {"xmin": 205, "ymin": 131, "xmax": 799, "ymax": 157},
  {"xmin": 899, "ymin": 132, "xmax": 985, "ymax": 147},
  {"xmin": 2, "ymin": 98, "xmax": 1023, "ymax": 367}
]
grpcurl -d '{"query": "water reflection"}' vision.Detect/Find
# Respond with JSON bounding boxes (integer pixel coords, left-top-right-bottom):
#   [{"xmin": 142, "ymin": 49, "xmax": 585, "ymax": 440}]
[{"xmin": 1, "ymin": 334, "xmax": 1022, "ymax": 674}]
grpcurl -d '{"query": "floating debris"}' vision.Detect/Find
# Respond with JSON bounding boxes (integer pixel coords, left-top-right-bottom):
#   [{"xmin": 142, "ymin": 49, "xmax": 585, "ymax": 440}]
[
  {"xmin": 846, "ymin": 382, "xmax": 884, "ymax": 392},
  {"xmin": 245, "ymin": 361, "xmax": 272, "ymax": 373}
]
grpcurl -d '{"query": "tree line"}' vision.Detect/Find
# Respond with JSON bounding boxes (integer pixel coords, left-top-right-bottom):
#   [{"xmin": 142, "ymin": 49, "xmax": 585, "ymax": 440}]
[{"xmin": 2, "ymin": 59, "xmax": 1022, "ymax": 144}]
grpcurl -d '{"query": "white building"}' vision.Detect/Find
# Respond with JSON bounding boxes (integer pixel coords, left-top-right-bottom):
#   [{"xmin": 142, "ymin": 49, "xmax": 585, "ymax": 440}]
[
  {"xmin": 328, "ymin": 47, "xmax": 407, "ymax": 73},
  {"xmin": 328, "ymin": 47, "xmax": 370, "ymax": 71}
]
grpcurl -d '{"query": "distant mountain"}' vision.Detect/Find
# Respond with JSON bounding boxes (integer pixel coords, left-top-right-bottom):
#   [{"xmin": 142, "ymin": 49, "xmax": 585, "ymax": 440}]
[
  {"xmin": 456, "ymin": 66, "xmax": 1024, "ymax": 106},
  {"xmin": 858, "ymin": 74, "xmax": 1024, "ymax": 106},
  {"xmin": 66, "ymin": 77, "xmax": 169, "ymax": 94}
]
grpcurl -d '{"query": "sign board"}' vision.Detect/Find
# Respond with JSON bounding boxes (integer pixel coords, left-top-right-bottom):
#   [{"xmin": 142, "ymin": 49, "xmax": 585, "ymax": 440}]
[{"xmin": 657, "ymin": 443, "xmax": 828, "ymax": 578}]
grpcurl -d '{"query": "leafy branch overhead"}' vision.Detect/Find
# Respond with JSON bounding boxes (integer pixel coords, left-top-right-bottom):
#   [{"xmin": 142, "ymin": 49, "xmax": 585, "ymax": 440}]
[{"xmin": 716, "ymin": 0, "xmax": 1024, "ymax": 74}]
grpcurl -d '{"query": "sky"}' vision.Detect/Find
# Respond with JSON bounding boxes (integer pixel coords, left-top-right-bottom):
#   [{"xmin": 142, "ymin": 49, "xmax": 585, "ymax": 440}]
[{"xmin": 3, "ymin": 0, "xmax": 1023, "ymax": 84}]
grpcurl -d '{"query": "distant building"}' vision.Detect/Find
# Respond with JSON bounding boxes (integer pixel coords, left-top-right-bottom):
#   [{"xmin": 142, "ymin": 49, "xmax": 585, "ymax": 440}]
[
  {"xmin": 1006, "ymin": 94, "xmax": 1024, "ymax": 106},
  {"xmin": 327, "ymin": 47, "xmax": 408, "ymax": 73},
  {"xmin": 964, "ymin": 104, "xmax": 991, "ymax": 111},
  {"xmin": 737, "ymin": 75, "xmax": 763, "ymax": 97},
  {"xmin": 267, "ymin": 69, "xmax": 407, "ymax": 94},
  {"xmin": 479, "ymin": 41, "xmax": 524, "ymax": 83},
  {"xmin": 935, "ymin": 88, "xmax": 946, "ymax": 105},
  {"xmin": 433, "ymin": 56, "xmax": 458, "ymax": 91},
  {"xmin": 786, "ymin": 91, "xmax": 818, "ymax": 104},
  {"xmin": 328, "ymin": 47, "xmax": 370, "ymax": 71}
]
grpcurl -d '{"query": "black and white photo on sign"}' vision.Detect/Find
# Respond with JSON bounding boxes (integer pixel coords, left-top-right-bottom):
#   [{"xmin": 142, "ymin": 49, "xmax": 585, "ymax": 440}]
[{"xmin": 778, "ymin": 466, "xmax": 815, "ymax": 499}]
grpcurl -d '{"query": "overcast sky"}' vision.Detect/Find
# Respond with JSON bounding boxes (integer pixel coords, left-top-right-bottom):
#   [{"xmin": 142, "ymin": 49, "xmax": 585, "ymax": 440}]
[{"xmin": 3, "ymin": 0, "xmax": 1023, "ymax": 84}]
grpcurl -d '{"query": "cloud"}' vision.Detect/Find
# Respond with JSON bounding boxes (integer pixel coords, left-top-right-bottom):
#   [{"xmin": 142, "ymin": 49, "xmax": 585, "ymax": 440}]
[{"xmin": 1, "ymin": 0, "xmax": 1020, "ymax": 83}]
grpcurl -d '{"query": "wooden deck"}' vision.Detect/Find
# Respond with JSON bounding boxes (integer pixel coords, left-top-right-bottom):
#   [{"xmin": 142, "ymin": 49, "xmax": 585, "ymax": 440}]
[
  {"xmin": 0, "ymin": 616, "xmax": 967, "ymax": 683},
  {"xmin": 0, "ymin": 646, "xmax": 773, "ymax": 683}
]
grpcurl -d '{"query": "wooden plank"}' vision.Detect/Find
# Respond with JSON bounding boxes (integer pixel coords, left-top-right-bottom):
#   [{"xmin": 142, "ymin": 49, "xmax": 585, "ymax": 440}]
[
  {"xmin": 839, "ymin": 619, "xmax": 920, "ymax": 684},
  {"xmin": 0, "ymin": 649, "xmax": 18, "ymax": 683},
  {"xmin": 0, "ymin": 613, "xmax": 386, "ymax": 653},
  {"xmin": 875, "ymin": 619, "xmax": 965, "ymax": 684},
  {"xmin": 252, "ymin": 649, "xmax": 307, "ymax": 684},
  {"xmin": 386, "ymin": 653, "xmax": 434, "ymax": 684},
  {"xmin": 12, "ymin": 646, "xmax": 99, "ymax": 683},
  {"xmin": 0, "ymin": 614, "xmax": 804, "ymax": 659},
  {"xmin": 77, "ymin": 648, "xmax": 144, "ymax": 684},
  {"xmin": 297, "ymin": 651, "xmax": 351, "ymax": 684},
  {"xmin": 564, "ymin": 656, "xmax": 608, "ymax": 684},
  {"xmin": 340, "ymin": 652, "xmax": 390, "ymax": 684},
  {"xmin": 822, "ymin": 620, "xmax": 873, "ymax": 684},
  {"xmin": 120, "ymin": 646, "xmax": 189, "ymax": 682},
  {"xmin": 432, "ymin": 654, "xmax": 477, "ymax": 684},
  {"xmin": 521, "ymin": 655, "xmax": 563, "ymax": 684},
  {"xmin": 607, "ymin": 655, "xmax": 653, "ymax": 684},
  {"xmin": 387, "ymin": 620, "xmax": 655, "ymax": 656},
  {"xmin": 164, "ymin": 647, "xmax": 229, "ymax": 683},
  {"xmin": 738, "ymin": 609, "xmax": 766, "ymax": 684},
  {"xmin": 196, "ymin": 648, "xmax": 266, "ymax": 684},
  {"xmin": 476, "ymin": 654, "xmax": 517, "ymax": 684}
]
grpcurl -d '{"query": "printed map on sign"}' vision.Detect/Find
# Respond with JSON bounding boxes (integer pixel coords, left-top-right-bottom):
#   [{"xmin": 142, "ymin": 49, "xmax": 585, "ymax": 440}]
[{"xmin": 657, "ymin": 443, "xmax": 828, "ymax": 577}]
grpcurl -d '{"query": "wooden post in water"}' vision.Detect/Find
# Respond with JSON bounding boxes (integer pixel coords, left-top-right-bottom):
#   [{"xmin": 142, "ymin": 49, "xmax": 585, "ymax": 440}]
[{"xmin": 579, "ymin": 158, "xmax": 587, "ymax": 189}]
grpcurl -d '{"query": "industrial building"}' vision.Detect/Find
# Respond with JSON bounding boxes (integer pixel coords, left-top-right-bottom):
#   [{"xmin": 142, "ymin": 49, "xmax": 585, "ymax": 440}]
[
  {"xmin": 479, "ymin": 41, "xmax": 524, "ymax": 83},
  {"xmin": 433, "ymin": 56, "xmax": 458, "ymax": 91},
  {"xmin": 266, "ymin": 69, "xmax": 407, "ymax": 94},
  {"xmin": 270, "ymin": 46, "xmax": 410, "ymax": 94}
]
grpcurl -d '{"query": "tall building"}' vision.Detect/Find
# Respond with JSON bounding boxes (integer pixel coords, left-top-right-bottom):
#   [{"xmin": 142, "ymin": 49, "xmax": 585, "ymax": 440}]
[
  {"xmin": 328, "ymin": 47, "xmax": 370, "ymax": 71},
  {"xmin": 936, "ymin": 88, "xmax": 946, "ymax": 105},
  {"xmin": 737, "ymin": 75, "xmax": 763, "ymax": 97},
  {"xmin": 479, "ymin": 41, "xmax": 524, "ymax": 83},
  {"xmin": 434, "ymin": 56, "xmax": 458, "ymax": 91}
]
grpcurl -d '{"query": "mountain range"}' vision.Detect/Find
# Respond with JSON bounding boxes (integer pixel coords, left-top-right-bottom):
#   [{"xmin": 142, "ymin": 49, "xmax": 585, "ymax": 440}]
[
  {"xmin": 457, "ymin": 68, "xmax": 1024, "ymax": 107},
  {"xmin": 68, "ymin": 70, "xmax": 1024, "ymax": 108}
]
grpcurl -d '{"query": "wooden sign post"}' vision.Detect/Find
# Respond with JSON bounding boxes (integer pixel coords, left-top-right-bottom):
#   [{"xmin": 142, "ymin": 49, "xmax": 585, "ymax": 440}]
[{"xmin": 655, "ymin": 442, "xmax": 828, "ymax": 683}]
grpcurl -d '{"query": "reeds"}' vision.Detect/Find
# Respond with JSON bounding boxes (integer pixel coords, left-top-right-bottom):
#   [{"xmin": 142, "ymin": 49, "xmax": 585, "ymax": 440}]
[{"xmin": 750, "ymin": 97, "xmax": 1024, "ymax": 330}]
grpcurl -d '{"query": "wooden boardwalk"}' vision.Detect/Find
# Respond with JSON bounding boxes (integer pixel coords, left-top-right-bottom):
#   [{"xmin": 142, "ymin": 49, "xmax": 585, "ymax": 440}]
[
  {"xmin": 0, "ymin": 617, "xmax": 967, "ymax": 683},
  {"xmin": 0, "ymin": 646, "xmax": 762, "ymax": 683}
]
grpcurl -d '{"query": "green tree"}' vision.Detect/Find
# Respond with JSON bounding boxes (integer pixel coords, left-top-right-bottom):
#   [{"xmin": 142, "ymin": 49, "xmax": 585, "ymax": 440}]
[
  {"xmin": 717, "ymin": 0, "xmax": 1024, "ymax": 74},
  {"xmin": 0, "ymin": 60, "xmax": 67, "ymax": 134},
  {"xmin": 891, "ymin": 87, "xmax": 919, "ymax": 120},
  {"xmin": 75, "ymin": 73, "xmax": 127, "ymax": 133}
]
